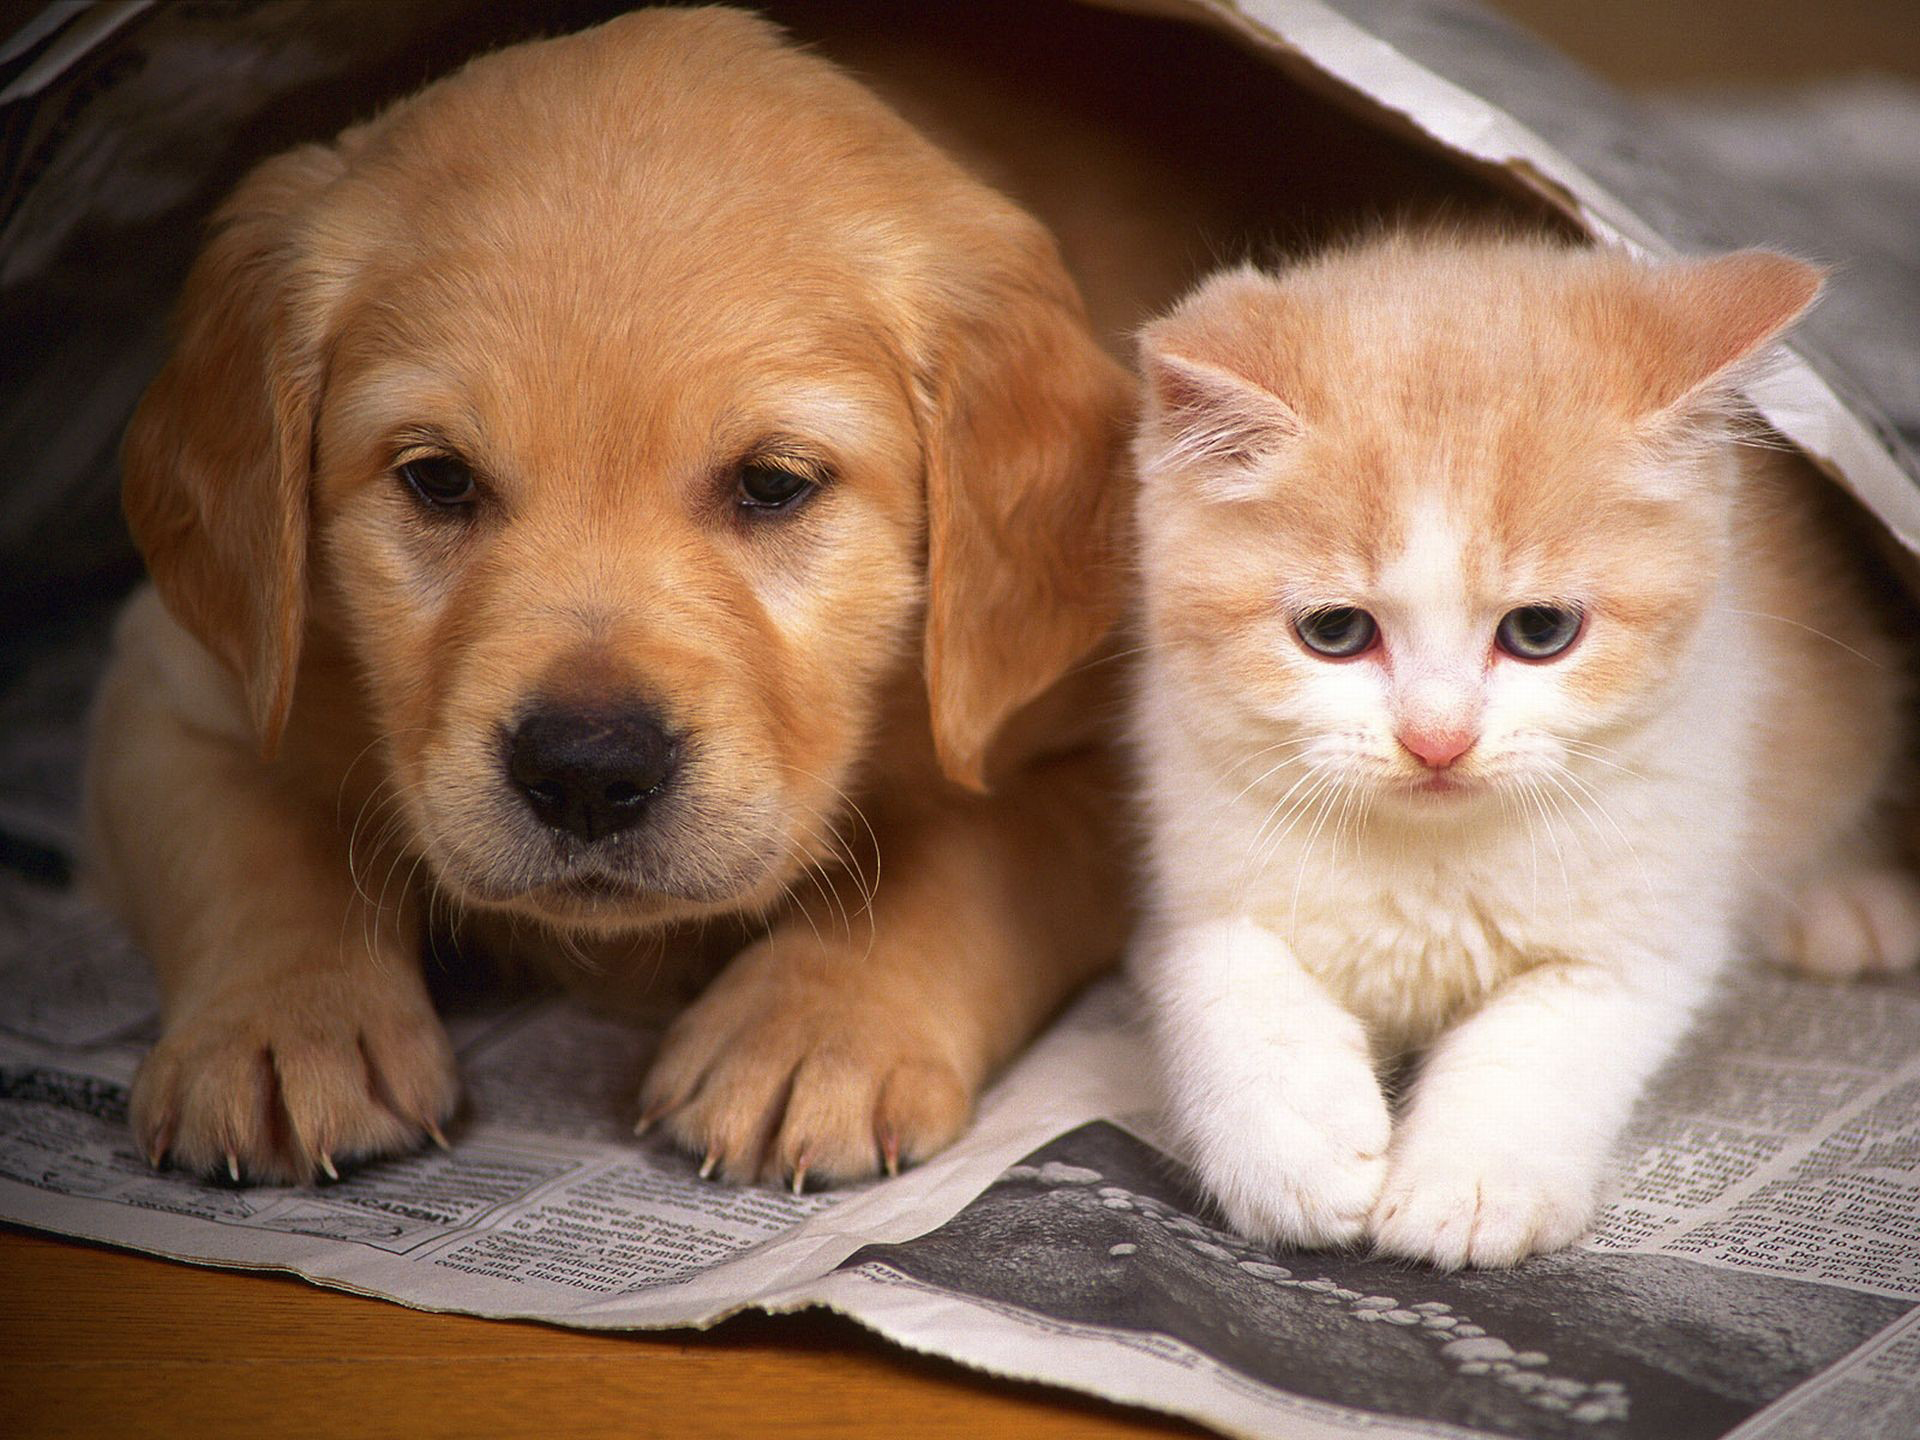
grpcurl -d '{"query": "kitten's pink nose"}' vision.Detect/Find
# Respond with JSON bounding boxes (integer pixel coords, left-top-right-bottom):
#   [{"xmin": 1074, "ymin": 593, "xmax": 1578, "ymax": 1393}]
[{"xmin": 1399, "ymin": 726, "xmax": 1476, "ymax": 769}]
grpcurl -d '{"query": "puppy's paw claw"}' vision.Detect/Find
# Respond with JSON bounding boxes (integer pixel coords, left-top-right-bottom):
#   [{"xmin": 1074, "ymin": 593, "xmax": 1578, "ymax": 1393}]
[
  {"xmin": 639, "ymin": 959, "xmax": 972, "ymax": 1189},
  {"xmin": 130, "ymin": 975, "xmax": 458, "ymax": 1187}
]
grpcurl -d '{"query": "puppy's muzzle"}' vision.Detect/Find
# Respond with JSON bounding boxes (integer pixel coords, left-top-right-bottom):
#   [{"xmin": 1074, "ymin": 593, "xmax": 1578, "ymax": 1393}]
[{"xmin": 507, "ymin": 704, "xmax": 681, "ymax": 843}]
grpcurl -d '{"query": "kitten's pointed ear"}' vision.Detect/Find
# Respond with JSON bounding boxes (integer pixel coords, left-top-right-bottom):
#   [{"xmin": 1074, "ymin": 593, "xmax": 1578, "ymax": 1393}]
[
  {"xmin": 1642, "ymin": 251, "xmax": 1824, "ymax": 418},
  {"xmin": 1137, "ymin": 275, "xmax": 1302, "ymax": 493},
  {"xmin": 1140, "ymin": 349, "xmax": 1302, "ymax": 463}
]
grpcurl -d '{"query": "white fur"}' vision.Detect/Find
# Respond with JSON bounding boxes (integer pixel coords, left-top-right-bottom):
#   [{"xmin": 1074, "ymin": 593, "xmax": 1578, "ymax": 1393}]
[
  {"xmin": 1127, "ymin": 239, "xmax": 1920, "ymax": 1268},
  {"xmin": 1131, "ymin": 513, "xmax": 1762, "ymax": 1268}
]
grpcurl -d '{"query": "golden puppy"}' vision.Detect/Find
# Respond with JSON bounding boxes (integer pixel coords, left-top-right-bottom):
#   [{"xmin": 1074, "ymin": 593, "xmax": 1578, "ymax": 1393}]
[{"xmin": 86, "ymin": 7, "xmax": 1132, "ymax": 1188}]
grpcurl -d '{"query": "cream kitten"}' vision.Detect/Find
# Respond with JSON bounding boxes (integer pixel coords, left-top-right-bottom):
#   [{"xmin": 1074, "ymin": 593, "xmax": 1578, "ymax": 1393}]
[{"xmin": 1128, "ymin": 233, "xmax": 1920, "ymax": 1269}]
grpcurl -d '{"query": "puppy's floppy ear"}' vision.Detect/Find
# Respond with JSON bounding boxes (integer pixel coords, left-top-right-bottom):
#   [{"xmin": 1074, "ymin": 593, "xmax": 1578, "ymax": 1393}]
[
  {"xmin": 913, "ymin": 219, "xmax": 1133, "ymax": 792},
  {"xmin": 122, "ymin": 143, "xmax": 350, "ymax": 755}
]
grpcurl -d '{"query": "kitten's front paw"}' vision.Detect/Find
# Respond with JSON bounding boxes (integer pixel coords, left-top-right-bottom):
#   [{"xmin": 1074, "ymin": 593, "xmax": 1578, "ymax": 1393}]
[
  {"xmin": 1194, "ymin": 1047, "xmax": 1390, "ymax": 1250},
  {"xmin": 1369, "ymin": 1137, "xmax": 1595, "ymax": 1269}
]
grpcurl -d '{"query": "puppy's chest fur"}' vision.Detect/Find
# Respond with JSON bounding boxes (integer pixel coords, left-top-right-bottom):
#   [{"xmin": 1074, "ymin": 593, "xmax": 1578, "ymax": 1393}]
[{"xmin": 450, "ymin": 906, "xmax": 754, "ymax": 1011}]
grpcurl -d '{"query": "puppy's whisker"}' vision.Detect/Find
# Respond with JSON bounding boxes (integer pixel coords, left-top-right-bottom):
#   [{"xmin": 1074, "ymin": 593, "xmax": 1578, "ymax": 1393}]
[
  {"xmin": 782, "ymin": 824, "xmax": 852, "ymax": 944},
  {"xmin": 342, "ymin": 772, "xmax": 447, "ymax": 968},
  {"xmin": 332, "ymin": 726, "xmax": 429, "ymax": 826},
  {"xmin": 771, "ymin": 859, "xmax": 829, "ymax": 956},
  {"xmin": 778, "ymin": 768, "xmax": 884, "ymax": 962},
  {"xmin": 785, "ymin": 766, "xmax": 882, "ymax": 912}
]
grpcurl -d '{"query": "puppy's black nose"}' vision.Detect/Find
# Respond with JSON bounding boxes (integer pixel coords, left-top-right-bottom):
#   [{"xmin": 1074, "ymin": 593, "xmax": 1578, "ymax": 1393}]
[{"xmin": 507, "ymin": 707, "xmax": 679, "ymax": 842}]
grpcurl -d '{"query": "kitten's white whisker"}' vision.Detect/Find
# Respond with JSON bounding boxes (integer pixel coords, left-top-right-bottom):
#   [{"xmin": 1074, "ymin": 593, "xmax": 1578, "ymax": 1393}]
[
  {"xmin": 1508, "ymin": 778, "xmax": 1544, "ymax": 917},
  {"xmin": 1061, "ymin": 637, "xmax": 1176, "ymax": 681},
  {"xmin": 1239, "ymin": 759, "xmax": 1330, "ymax": 869},
  {"xmin": 1525, "ymin": 780, "xmax": 1575, "ymax": 921},
  {"xmin": 1236, "ymin": 765, "xmax": 1337, "ymax": 914},
  {"xmin": 1547, "ymin": 762, "xmax": 1656, "ymax": 900},
  {"xmin": 1331, "ymin": 773, "xmax": 1364, "ymax": 869},
  {"xmin": 1254, "ymin": 768, "xmax": 1336, "ymax": 870},
  {"xmin": 1228, "ymin": 760, "xmax": 1336, "ymax": 906},
  {"xmin": 1726, "ymin": 608, "xmax": 1886, "ymax": 669},
  {"xmin": 1225, "ymin": 740, "xmax": 1321, "ymax": 806},
  {"xmin": 1537, "ymin": 768, "xmax": 1612, "ymax": 855},
  {"xmin": 1556, "ymin": 738, "xmax": 1650, "ymax": 782},
  {"xmin": 1287, "ymin": 775, "xmax": 1349, "ymax": 939}
]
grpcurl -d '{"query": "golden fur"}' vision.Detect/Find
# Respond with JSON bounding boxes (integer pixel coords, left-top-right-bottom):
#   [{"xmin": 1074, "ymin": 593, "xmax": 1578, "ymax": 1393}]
[{"xmin": 88, "ymin": 8, "xmax": 1134, "ymax": 1187}]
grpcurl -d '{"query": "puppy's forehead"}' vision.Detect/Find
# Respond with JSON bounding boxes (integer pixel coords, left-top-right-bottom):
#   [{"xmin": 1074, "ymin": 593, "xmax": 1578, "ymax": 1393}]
[
  {"xmin": 334, "ymin": 163, "xmax": 922, "ymax": 455},
  {"xmin": 341, "ymin": 9, "xmax": 957, "ymax": 300},
  {"xmin": 331, "ymin": 347, "xmax": 905, "ymax": 470},
  {"xmin": 317, "ymin": 10, "xmax": 983, "ymax": 482}
]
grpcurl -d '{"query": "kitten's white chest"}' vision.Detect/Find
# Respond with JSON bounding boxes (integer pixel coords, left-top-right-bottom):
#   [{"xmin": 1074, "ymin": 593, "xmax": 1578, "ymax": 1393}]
[{"xmin": 1254, "ymin": 850, "xmax": 1546, "ymax": 1051}]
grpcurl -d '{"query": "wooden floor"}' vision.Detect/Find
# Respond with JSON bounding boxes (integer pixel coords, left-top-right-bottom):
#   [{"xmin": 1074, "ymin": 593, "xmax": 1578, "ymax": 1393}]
[
  {"xmin": 10, "ymin": 4, "xmax": 1909, "ymax": 1438},
  {"xmin": 0, "ymin": 1228, "xmax": 1198, "ymax": 1440}
]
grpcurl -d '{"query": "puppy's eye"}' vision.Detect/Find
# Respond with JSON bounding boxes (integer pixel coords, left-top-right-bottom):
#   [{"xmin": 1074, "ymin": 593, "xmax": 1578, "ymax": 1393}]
[
  {"xmin": 1497, "ymin": 605, "xmax": 1583, "ymax": 661},
  {"xmin": 398, "ymin": 454, "xmax": 477, "ymax": 509},
  {"xmin": 1296, "ymin": 606, "xmax": 1377, "ymax": 659},
  {"xmin": 736, "ymin": 460, "xmax": 818, "ymax": 512}
]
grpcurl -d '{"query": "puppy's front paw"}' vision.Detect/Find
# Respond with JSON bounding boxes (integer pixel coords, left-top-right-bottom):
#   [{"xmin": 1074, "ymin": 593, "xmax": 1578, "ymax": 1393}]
[
  {"xmin": 131, "ymin": 971, "xmax": 458, "ymax": 1186},
  {"xmin": 1195, "ymin": 1044, "xmax": 1390, "ymax": 1250},
  {"xmin": 1370, "ymin": 1131, "xmax": 1595, "ymax": 1269},
  {"xmin": 639, "ymin": 946, "xmax": 971, "ymax": 1189}
]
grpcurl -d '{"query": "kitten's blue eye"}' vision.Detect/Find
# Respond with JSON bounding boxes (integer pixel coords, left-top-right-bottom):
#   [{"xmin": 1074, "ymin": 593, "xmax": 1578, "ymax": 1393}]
[
  {"xmin": 1497, "ymin": 605, "xmax": 1583, "ymax": 660},
  {"xmin": 1296, "ymin": 606, "xmax": 1377, "ymax": 658}
]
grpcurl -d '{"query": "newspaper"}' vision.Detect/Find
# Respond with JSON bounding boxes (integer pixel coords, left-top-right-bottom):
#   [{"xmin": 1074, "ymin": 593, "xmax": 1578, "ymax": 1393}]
[
  {"xmin": 6, "ymin": 2, "xmax": 1920, "ymax": 1439},
  {"xmin": 1139, "ymin": 0, "xmax": 1920, "ymax": 553},
  {"xmin": 5, "ymin": 872, "xmax": 1920, "ymax": 1440}
]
